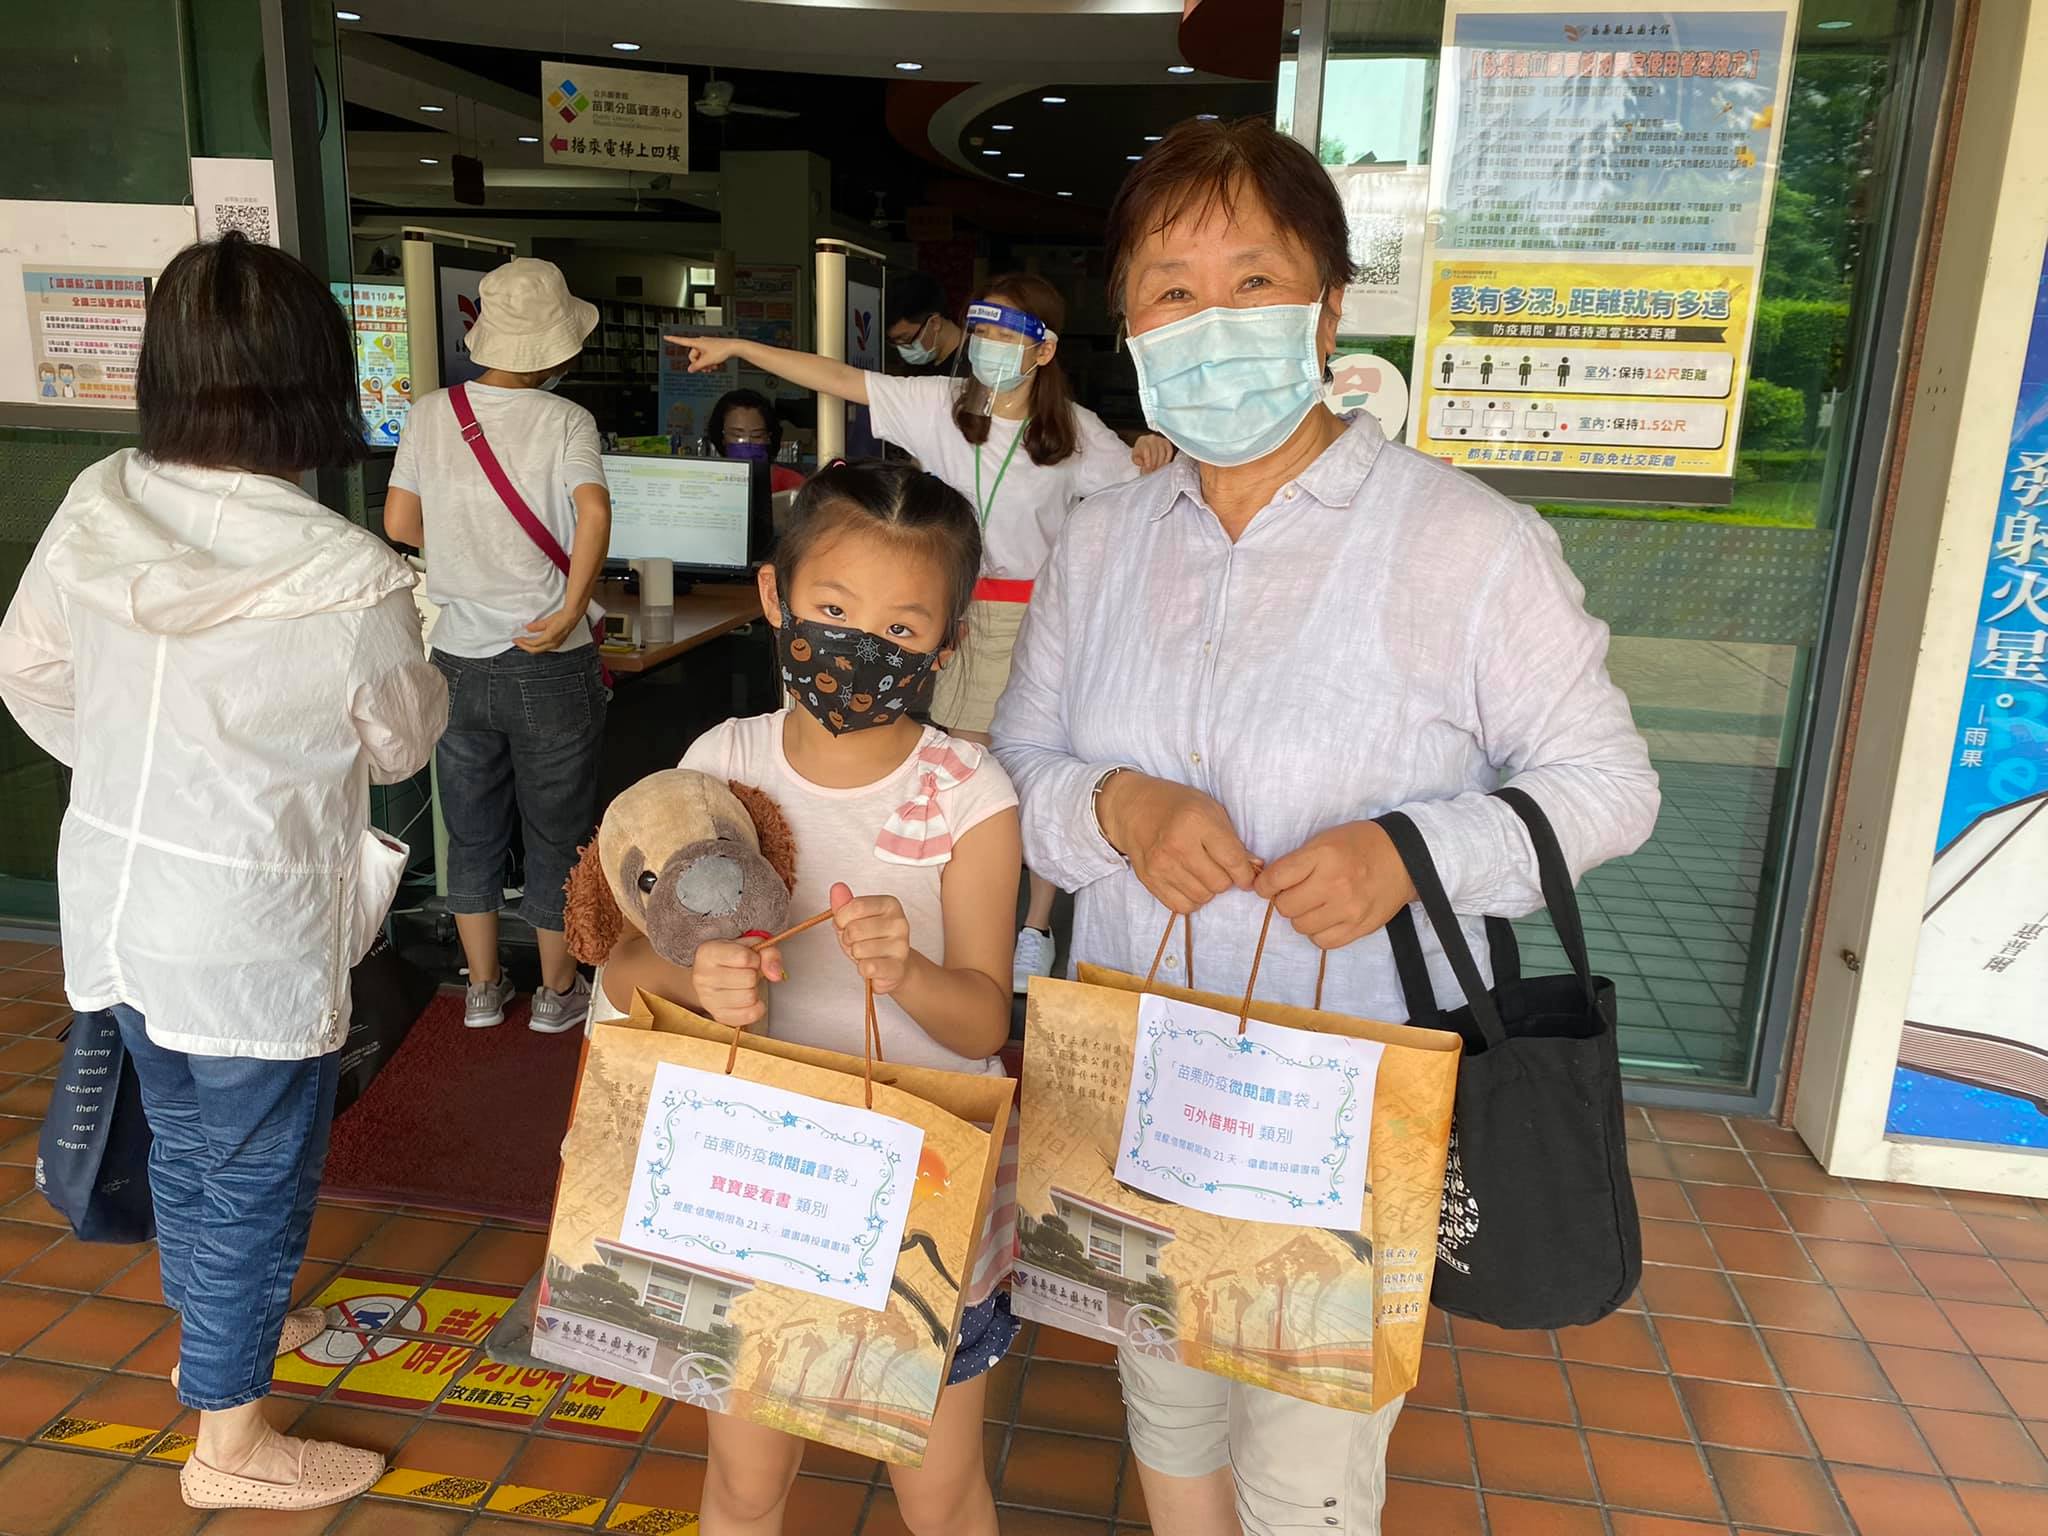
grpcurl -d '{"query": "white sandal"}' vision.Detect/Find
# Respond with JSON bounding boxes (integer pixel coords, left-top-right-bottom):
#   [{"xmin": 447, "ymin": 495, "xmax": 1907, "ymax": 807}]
[
  {"xmin": 170, "ymin": 1305, "xmax": 328, "ymax": 1392},
  {"xmin": 180, "ymin": 1436, "xmax": 385, "ymax": 1511}
]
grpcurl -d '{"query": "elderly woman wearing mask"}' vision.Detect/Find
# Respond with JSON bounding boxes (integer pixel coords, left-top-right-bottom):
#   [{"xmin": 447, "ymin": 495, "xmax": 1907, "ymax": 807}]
[{"xmin": 992, "ymin": 119, "xmax": 1660, "ymax": 1535}]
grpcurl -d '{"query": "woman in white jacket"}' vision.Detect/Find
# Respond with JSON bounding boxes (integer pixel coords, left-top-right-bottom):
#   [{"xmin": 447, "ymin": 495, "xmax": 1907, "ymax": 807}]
[{"xmin": 0, "ymin": 234, "xmax": 448, "ymax": 1514}]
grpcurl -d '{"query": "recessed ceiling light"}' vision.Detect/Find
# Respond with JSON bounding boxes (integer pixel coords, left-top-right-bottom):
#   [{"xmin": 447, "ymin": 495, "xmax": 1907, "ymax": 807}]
[
  {"xmin": 611, "ymin": 41, "xmax": 641, "ymax": 52},
  {"xmin": 1057, "ymin": 191, "xmax": 1073, "ymax": 198},
  {"xmin": 1292, "ymin": 27, "xmax": 1302, "ymax": 37},
  {"xmin": 1143, "ymin": 135, "xmax": 1162, "ymax": 142},
  {"xmin": 1167, "ymin": 64, "xmax": 1194, "ymax": 75},
  {"xmin": 1007, "ymin": 172, "xmax": 1025, "ymax": 180},
  {"xmin": 1196, "ymin": 113, "xmax": 1219, "ymax": 121},
  {"xmin": 982, "ymin": 149, "xmax": 1001, "ymax": 157},
  {"xmin": 335, "ymin": 8, "xmax": 362, "ymax": 19},
  {"xmin": 419, "ymin": 104, "xmax": 445, "ymax": 113},
  {"xmin": 1817, "ymin": 17, "xmax": 1853, "ymax": 27},
  {"xmin": 895, "ymin": 60, "xmax": 923, "ymax": 71},
  {"xmin": 992, "ymin": 123, "xmax": 1014, "ymax": 131},
  {"xmin": 1126, "ymin": 153, "xmax": 1142, "ymax": 161},
  {"xmin": 419, "ymin": 157, "xmax": 440, "ymax": 165},
  {"xmin": 1041, "ymin": 94, "xmax": 1066, "ymax": 104},
  {"xmin": 518, "ymin": 135, "xmax": 539, "ymax": 144}
]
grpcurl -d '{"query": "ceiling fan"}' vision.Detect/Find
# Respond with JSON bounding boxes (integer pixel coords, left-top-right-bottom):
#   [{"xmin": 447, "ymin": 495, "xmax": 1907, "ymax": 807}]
[
  {"xmin": 869, "ymin": 192, "xmax": 906, "ymax": 231},
  {"xmin": 695, "ymin": 76, "xmax": 796, "ymax": 120}
]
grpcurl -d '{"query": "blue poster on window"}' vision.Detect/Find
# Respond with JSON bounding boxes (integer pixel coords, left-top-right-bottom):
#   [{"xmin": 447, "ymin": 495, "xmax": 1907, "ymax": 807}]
[{"xmin": 1886, "ymin": 237, "xmax": 2048, "ymax": 1149}]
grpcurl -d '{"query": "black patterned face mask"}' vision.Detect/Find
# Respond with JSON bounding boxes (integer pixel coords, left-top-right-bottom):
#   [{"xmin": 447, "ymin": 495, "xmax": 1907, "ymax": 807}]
[{"xmin": 776, "ymin": 603, "xmax": 941, "ymax": 736}]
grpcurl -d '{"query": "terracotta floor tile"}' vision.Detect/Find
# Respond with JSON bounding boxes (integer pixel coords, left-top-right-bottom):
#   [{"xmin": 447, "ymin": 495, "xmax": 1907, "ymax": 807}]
[
  {"xmin": 1470, "ymin": 1419, "xmax": 1593, "ymax": 1500},
  {"xmin": 117, "ymin": 1316, "xmax": 181, "ymax": 1379},
  {"xmin": 1764, "ymin": 1332, "xmax": 1893, "ymax": 1398},
  {"xmin": 982, "ymin": 1351, "xmax": 1026, "ymax": 1422},
  {"xmin": 1583, "ymin": 1432, "xmax": 1720, "ymax": 1519},
  {"xmin": 1461, "ymin": 1351, "xmax": 1574, "ymax": 1423},
  {"xmin": 1729, "ymin": 1120, "xmax": 1808, "ymax": 1155},
  {"xmin": 2028, "ymin": 1418, "xmax": 2048, "ymax": 1458},
  {"xmin": 1383, "ymin": 1479, "xmax": 1485, "ymax": 1534},
  {"xmin": 1031, "ymin": 1326, "xmax": 1118, "ymax": 1367},
  {"xmin": 1774, "ymin": 1193, "xmax": 1885, "ymax": 1244},
  {"xmin": 1830, "ymin": 1466, "xmax": 1974, "ymax": 1536},
  {"xmin": 1632, "ymin": 1178, "xmax": 1693, "ymax": 1222},
  {"xmin": 0, "ymin": 1001, "xmax": 67, "ymax": 1038},
  {"xmin": 1387, "ymin": 1405, "xmax": 1476, "ymax": 1483},
  {"xmin": 1955, "ymin": 1481, "xmax": 2048, "ymax": 1536},
  {"xmin": 1566, "ymin": 1364, "xmax": 1689, "ymax": 1439},
  {"xmin": 66, "ymin": 1370, "xmax": 184, "ymax": 1433},
  {"xmin": 19, "ymin": 1296, "xmax": 169, "ymax": 1368},
  {"xmin": 1941, "ymin": 1188, "xmax": 2039, "ymax": 1218},
  {"xmin": 1409, "ymin": 1344, "xmax": 1461, "ymax": 1410},
  {"xmin": 1872, "ymin": 1343, "xmax": 2011, "ymax": 1413},
  {"xmin": 999, "ymin": 1428, "xmax": 1121, "ymax": 1516},
  {"xmin": 0, "ymin": 1283, "xmax": 76, "ymax": 1353},
  {"xmin": 1425, "ymin": 1308, "xmax": 1451, "ymax": 1343},
  {"xmin": 1666, "ymin": 1146, "xmax": 1760, "ymax": 1187},
  {"xmin": 328, "ymin": 1504, "xmax": 468, "ymax": 1536},
  {"xmin": 1752, "ymin": 1153, "xmax": 1854, "ymax": 1197},
  {"xmin": 64, "ymin": 1462, "xmax": 206, "ymax": 1536},
  {"xmin": 1985, "ymin": 1356, "xmax": 2048, "ymax": 1418},
  {"xmin": 0, "ymin": 1358, "xmax": 97, "ymax": 1438},
  {"xmin": 0, "ymin": 1444, "xmax": 125, "ymax": 1534},
  {"xmin": 97, "ymin": 1251, "xmax": 162, "ymax": 1304},
  {"xmin": 501, "ymin": 1433, "xmax": 636, "ymax": 1503},
  {"xmin": 1793, "ymin": 1393, "xmax": 1936, "ymax": 1473},
  {"xmin": 0, "ymin": 1164, "xmax": 33, "ymax": 1207},
  {"xmin": 1016, "ymin": 1359, "xmax": 1124, "ymax": 1438},
  {"xmin": 1805, "ymin": 1238, "xmax": 1921, "ymax": 1295},
  {"xmin": 1903, "ymin": 1249, "xmax": 2023, "ymax": 1305},
  {"xmin": 1686, "ymin": 1185, "xmax": 1788, "ymax": 1232},
  {"xmin": 282, "ymin": 1402, "xmax": 420, "ymax": 1459},
  {"xmin": 1705, "ymin": 1227, "xmax": 1817, "ymax": 1285},
  {"xmin": 616, "ymin": 1450, "xmax": 709, "ymax": 1514},
  {"xmin": 1450, "ymin": 1316, "xmax": 1560, "ymax": 1357},
  {"xmin": 1944, "ymin": 1298, "xmax": 2048, "ymax": 1362},
  {"xmin": 0, "ymin": 1217, "xmax": 60, "ymax": 1278},
  {"xmin": 1117, "ymin": 1445, "xmax": 1148, "ymax": 1525},
  {"xmin": 1657, "ymin": 1319, "xmax": 1772, "ymax": 1385},
  {"xmin": 1627, "ymin": 1141, "xmax": 1678, "ymax": 1182},
  {"xmin": 441, "ymin": 1226, "xmax": 548, "ymax": 1286},
  {"xmin": 1648, "ymin": 1109, "xmax": 1739, "ymax": 1148},
  {"xmin": 1623, "ymin": 1105, "xmax": 1655, "ymax": 1141},
  {"xmin": 0, "ymin": 1037, "xmax": 63, "ymax": 1075},
  {"xmin": 1485, "ymin": 1493, "xmax": 1606, "ymax": 1536},
  {"xmin": 1637, "ymin": 1265, "xmax": 1743, "ymax": 1322},
  {"xmin": 1965, "ymin": 1213, "xmax": 2048, "ymax": 1262},
  {"xmin": 1869, "ymin": 1202, "xmax": 1982, "ymax": 1254},
  {"xmin": 1675, "ymin": 1377, "xmax": 1807, "ymax": 1453},
  {"xmin": 203, "ymin": 1507, "xmax": 350, "ymax": 1536},
  {"xmin": 1852, "ymin": 1179, "xmax": 1948, "ymax": 1209},
  {"xmin": 352, "ymin": 1214, "xmax": 473, "ymax": 1274},
  {"xmin": 1639, "ymin": 1220, "xmax": 1716, "ymax": 1269},
  {"xmin": 6, "ymin": 1189, "xmax": 66, "ymax": 1232},
  {"xmin": 2004, "ymin": 1258, "xmax": 2048, "ymax": 1310},
  {"xmin": 0, "ymin": 942, "xmax": 53, "ymax": 965},
  {"xmin": 1704, "ymin": 1447, "xmax": 1846, "ymax": 1534},
  {"xmin": 1609, "ymin": 1518, "xmax": 1730, "ymax": 1536},
  {"xmin": 785, "ymin": 1472, "xmax": 873, "ymax": 1529},
  {"xmin": 1836, "ymin": 1290, "xmax": 1965, "ymax": 1352},
  {"xmin": 1910, "ymin": 1406, "xmax": 2048, "ymax": 1484},
  {"xmin": 0, "ymin": 1078, "xmax": 54, "ymax": 1118},
  {"xmin": 1730, "ymin": 1275, "xmax": 1853, "ymax": 1337},
  {"xmin": 386, "ymin": 1418, "xmax": 524, "ymax": 1481},
  {"xmin": 303, "ymin": 1203, "xmax": 388, "ymax": 1263},
  {"xmin": 8, "ymin": 1235, "xmax": 152, "ymax": 1293},
  {"xmin": 1556, "ymin": 1311, "xmax": 1661, "ymax": 1371}
]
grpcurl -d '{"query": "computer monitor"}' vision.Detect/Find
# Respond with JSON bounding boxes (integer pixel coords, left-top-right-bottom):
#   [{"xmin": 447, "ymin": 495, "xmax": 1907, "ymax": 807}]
[{"xmin": 602, "ymin": 454, "xmax": 769, "ymax": 581}]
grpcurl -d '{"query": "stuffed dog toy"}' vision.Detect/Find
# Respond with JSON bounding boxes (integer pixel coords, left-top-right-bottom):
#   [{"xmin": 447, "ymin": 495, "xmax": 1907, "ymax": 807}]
[{"xmin": 565, "ymin": 770, "xmax": 796, "ymax": 968}]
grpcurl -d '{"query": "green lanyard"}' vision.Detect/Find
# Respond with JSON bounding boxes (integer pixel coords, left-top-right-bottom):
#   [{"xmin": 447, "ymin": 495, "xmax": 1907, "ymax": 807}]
[{"xmin": 974, "ymin": 419, "xmax": 1030, "ymax": 529}]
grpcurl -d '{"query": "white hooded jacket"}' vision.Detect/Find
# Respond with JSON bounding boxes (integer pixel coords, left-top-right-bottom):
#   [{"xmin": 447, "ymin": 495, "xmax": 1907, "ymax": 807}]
[{"xmin": 0, "ymin": 451, "xmax": 448, "ymax": 1060}]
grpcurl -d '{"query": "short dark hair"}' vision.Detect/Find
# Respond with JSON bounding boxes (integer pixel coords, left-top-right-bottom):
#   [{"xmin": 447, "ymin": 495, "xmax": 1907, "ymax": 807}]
[
  {"xmin": 705, "ymin": 387, "xmax": 784, "ymax": 459},
  {"xmin": 137, "ymin": 233, "xmax": 366, "ymax": 472},
  {"xmin": 1104, "ymin": 117, "xmax": 1355, "ymax": 321},
  {"xmin": 886, "ymin": 270, "xmax": 949, "ymax": 329},
  {"xmin": 774, "ymin": 459, "xmax": 981, "ymax": 639}
]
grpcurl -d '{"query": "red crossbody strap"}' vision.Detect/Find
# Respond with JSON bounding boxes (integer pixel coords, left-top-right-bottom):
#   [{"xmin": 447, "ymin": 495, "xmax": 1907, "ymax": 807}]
[{"xmin": 449, "ymin": 384, "xmax": 573, "ymax": 576}]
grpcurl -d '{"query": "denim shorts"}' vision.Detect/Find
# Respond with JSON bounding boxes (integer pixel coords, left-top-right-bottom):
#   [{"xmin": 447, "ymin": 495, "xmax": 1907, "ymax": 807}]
[{"xmin": 432, "ymin": 645, "xmax": 606, "ymax": 932}]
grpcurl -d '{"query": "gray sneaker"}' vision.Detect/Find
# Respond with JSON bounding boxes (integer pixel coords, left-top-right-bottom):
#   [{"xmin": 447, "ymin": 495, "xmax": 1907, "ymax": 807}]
[
  {"xmin": 464, "ymin": 975, "xmax": 516, "ymax": 1030},
  {"xmin": 529, "ymin": 973, "xmax": 592, "ymax": 1035}
]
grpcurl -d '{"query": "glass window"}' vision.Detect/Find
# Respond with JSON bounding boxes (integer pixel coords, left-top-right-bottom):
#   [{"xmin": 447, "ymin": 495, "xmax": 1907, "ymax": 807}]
[{"xmin": 1088, "ymin": 1225, "xmax": 1125, "ymax": 1275}]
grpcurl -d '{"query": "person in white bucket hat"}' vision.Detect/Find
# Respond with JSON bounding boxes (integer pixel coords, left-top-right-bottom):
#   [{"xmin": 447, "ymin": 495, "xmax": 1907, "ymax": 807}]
[{"xmin": 385, "ymin": 258, "xmax": 614, "ymax": 1036}]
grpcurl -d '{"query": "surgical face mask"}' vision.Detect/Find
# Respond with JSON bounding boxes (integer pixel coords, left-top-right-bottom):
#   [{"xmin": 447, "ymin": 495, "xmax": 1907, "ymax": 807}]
[
  {"xmin": 894, "ymin": 323, "xmax": 938, "ymax": 366},
  {"xmin": 1126, "ymin": 298, "xmax": 1328, "ymax": 468},
  {"xmin": 968, "ymin": 335, "xmax": 1033, "ymax": 392},
  {"xmin": 538, "ymin": 372, "xmax": 564, "ymax": 393},
  {"xmin": 775, "ymin": 602, "xmax": 940, "ymax": 736},
  {"xmin": 723, "ymin": 440, "xmax": 770, "ymax": 463}
]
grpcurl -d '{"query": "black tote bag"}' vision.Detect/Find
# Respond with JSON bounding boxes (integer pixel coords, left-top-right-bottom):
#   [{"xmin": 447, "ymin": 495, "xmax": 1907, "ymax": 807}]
[
  {"xmin": 35, "ymin": 1009, "xmax": 156, "ymax": 1244},
  {"xmin": 1375, "ymin": 786, "xmax": 1640, "ymax": 1330},
  {"xmin": 334, "ymin": 934, "xmax": 437, "ymax": 1119}
]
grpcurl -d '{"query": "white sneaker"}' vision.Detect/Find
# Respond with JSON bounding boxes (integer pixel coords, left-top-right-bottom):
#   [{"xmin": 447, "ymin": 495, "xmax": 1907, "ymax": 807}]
[
  {"xmin": 464, "ymin": 975, "xmax": 515, "ymax": 1029},
  {"xmin": 1014, "ymin": 927, "xmax": 1057, "ymax": 994},
  {"xmin": 529, "ymin": 973, "xmax": 592, "ymax": 1035}
]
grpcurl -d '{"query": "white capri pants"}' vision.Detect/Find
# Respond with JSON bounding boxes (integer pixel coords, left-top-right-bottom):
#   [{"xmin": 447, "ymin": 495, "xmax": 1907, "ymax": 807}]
[{"xmin": 1119, "ymin": 1345, "xmax": 1405, "ymax": 1534}]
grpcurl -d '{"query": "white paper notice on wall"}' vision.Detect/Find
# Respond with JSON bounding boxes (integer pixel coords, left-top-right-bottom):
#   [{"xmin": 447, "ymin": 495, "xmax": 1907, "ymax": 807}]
[
  {"xmin": 1328, "ymin": 164, "xmax": 1428, "ymax": 340},
  {"xmin": 1115, "ymin": 992, "xmax": 1382, "ymax": 1229},
  {"xmin": 191, "ymin": 158, "xmax": 281, "ymax": 248},
  {"xmin": 622, "ymin": 1061, "xmax": 923, "ymax": 1312}
]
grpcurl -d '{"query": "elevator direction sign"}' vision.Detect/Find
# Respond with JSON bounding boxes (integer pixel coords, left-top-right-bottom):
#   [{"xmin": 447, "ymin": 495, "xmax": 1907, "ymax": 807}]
[{"xmin": 540, "ymin": 61, "xmax": 689, "ymax": 173}]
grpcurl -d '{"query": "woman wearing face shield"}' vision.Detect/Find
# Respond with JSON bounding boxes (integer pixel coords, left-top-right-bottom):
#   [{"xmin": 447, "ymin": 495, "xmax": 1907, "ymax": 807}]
[
  {"xmin": 669, "ymin": 277, "xmax": 1174, "ymax": 991},
  {"xmin": 989, "ymin": 120, "xmax": 1660, "ymax": 1536}
]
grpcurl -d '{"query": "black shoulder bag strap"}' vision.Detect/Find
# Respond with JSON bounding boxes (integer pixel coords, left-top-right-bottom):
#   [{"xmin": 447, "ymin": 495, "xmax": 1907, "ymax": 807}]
[
  {"xmin": 1494, "ymin": 786, "xmax": 1600, "ymax": 1012},
  {"xmin": 1376, "ymin": 811, "xmax": 1510, "ymax": 1049}
]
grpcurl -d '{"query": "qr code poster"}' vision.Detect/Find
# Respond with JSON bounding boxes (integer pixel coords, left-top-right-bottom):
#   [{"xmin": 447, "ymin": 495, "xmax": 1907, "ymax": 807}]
[
  {"xmin": 1327, "ymin": 165, "xmax": 1427, "ymax": 340},
  {"xmin": 192, "ymin": 158, "xmax": 281, "ymax": 249}
]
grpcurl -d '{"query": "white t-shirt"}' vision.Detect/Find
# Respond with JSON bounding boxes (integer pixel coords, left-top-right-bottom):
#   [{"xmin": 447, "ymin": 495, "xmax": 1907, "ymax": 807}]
[
  {"xmin": 865, "ymin": 373, "xmax": 1140, "ymax": 584},
  {"xmin": 681, "ymin": 711, "xmax": 1019, "ymax": 1074},
  {"xmin": 391, "ymin": 383, "xmax": 607, "ymax": 657}
]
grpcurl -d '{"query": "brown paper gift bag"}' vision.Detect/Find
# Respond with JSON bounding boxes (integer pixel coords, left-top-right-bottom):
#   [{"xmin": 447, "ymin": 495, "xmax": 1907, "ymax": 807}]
[
  {"xmin": 534, "ymin": 983, "xmax": 1014, "ymax": 1467},
  {"xmin": 1014, "ymin": 913, "xmax": 1461, "ymax": 1412}
]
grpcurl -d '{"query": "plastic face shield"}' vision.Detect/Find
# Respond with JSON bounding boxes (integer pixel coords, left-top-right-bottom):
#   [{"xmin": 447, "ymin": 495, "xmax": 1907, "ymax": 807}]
[{"xmin": 955, "ymin": 300, "xmax": 1055, "ymax": 417}]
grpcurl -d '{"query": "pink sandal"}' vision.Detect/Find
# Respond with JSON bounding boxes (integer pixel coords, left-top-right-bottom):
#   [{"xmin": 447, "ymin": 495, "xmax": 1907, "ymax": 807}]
[
  {"xmin": 180, "ymin": 1435, "xmax": 384, "ymax": 1510},
  {"xmin": 169, "ymin": 1305, "xmax": 328, "ymax": 1392}
]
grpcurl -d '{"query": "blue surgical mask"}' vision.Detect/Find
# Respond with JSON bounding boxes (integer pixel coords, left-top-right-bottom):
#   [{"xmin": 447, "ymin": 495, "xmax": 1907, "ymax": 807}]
[
  {"xmin": 968, "ymin": 335, "xmax": 1032, "ymax": 392},
  {"xmin": 895, "ymin": 337, "xmax": 937, "ymax": 365},
  {"xmin": 1126, "ymin": 299, "xmax": 1328, "ymax": 468},
  {"xmin": 539, "ymin": 372, "xmax": 563, "ymax": 393}
]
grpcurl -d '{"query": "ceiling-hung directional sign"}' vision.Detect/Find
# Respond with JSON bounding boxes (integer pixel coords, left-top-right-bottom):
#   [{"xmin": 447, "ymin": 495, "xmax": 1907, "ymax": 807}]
[{"xmin": 541, "ymin": 62, "xmax": 690, "ymax": 172}]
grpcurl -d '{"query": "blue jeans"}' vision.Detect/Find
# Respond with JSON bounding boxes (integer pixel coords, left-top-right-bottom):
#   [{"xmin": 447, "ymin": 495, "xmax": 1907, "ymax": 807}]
[
  {"xmin": 432, "ymin": 645, "xmax": 606, "ymax": 933},
  {"xmin": 114, "ymin": 1007, "xmax": 338, "ymax": 1411}
]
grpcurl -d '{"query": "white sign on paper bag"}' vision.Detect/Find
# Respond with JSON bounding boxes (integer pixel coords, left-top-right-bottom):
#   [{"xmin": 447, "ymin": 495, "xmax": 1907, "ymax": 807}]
[
  {"xmin": 623, "ymin": 1061, "xmax": 923, "ymax": 1312},
  {"xmin": 1116, "ymin": 993, "xmax": 1382, "ymax": 1228}
]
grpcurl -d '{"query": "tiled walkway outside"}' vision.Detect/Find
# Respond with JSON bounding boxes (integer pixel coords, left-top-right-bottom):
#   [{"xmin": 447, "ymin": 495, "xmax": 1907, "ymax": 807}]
[{"xmin": 5, "ymin": 941, "xmax": 2048, "ymax": 1534}]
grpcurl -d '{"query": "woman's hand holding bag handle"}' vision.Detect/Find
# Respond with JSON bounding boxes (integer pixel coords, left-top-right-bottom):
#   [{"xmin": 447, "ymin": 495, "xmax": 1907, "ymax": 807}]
[{"xmin": 1375, "ymin": 786, "xmax": 1642, "ymax": 1330}]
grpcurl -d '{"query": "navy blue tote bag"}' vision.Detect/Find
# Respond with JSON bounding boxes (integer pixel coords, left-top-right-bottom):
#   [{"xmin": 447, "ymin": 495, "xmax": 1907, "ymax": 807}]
[{"xmin": 36, "ymin": 1009, "xmax": 156, "ymax": 1244}]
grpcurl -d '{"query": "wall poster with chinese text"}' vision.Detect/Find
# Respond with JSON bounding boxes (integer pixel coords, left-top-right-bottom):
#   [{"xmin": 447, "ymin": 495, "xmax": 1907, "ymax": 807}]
[
  {"xmin": 334, "ymin": 281, "xmax": 411, "ymax": 449},
  {"xmin": 22, "ymin": 268, "xmax": 153, "ymax": 407},
  {"xmin": 1408, "ymin": 1, "xmax": 1797, "ymax": 491},
  {"xmin": 1886, "ymin": 235, "xmax": 2048, "ymax": 1151}
]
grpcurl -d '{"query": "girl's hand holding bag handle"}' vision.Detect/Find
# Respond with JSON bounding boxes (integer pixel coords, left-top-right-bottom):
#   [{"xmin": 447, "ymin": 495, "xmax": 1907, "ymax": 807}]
[{"xmin": 1374, "ymin": 786, "xmax": 1642, "ymax": 1330}]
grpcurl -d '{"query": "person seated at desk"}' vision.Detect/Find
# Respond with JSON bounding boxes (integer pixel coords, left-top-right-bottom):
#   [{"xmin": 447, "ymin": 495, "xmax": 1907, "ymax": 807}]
[{"xmin": 707, "ymin": 387, "xmax": 806, "ymax": 494}]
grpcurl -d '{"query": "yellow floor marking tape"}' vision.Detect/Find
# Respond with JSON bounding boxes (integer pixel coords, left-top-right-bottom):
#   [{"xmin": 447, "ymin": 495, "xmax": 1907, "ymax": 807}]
[
  {"xmin": 483, "ymin": 1483, "xmax": 608, "ymax": 1526},
  {"xmin": 606, "ymin": 1503, "xmax": 703, "ymax": 1533},
  {"xmin": 370, "ymin": 1468, "xmax": 492, "ymax": 1507},
  {"xmin": 35, "ymin": 1418, "xmax": 164, "ymax": 1455}
]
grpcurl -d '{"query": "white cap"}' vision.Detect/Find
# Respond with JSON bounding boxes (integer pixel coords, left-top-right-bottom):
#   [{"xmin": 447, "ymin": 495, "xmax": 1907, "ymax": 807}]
[{"xmin": 464, "ymin": 258, "xmax": 599, "ymax": 373}]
